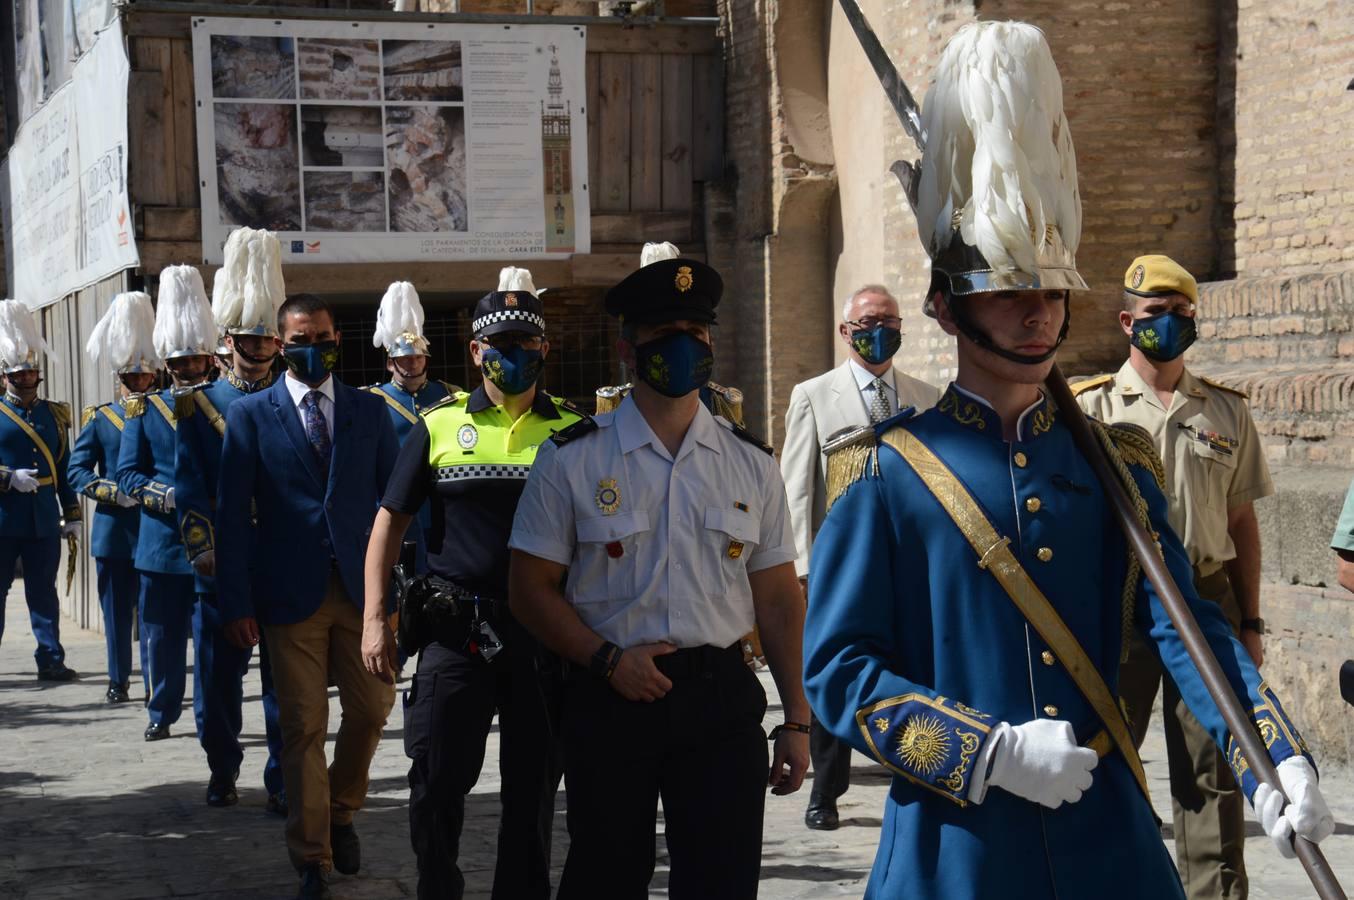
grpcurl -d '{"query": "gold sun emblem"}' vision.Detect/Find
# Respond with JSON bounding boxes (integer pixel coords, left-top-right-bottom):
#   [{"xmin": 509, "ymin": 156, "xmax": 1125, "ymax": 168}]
[
  {"xmin": 1257, "ymin": 718, "xmax": 1279, "ymax": 748},
  {"xmin": 675, "ymin": 265, "xmax": 694, "ymax": 293},
  {"xmin": 873, "ymin": 717, "xmax": 890, "ymax": 734},
  {"xmin": 896, "ymin": 714, "xmax": 951, "ymax": 776}
]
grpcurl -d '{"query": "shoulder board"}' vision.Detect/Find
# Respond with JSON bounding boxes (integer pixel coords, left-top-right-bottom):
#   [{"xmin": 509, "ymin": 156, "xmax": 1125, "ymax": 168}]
[
  {"xmin": 552, "ymin": 395, "xmax": 585, "ymax": 417},
  {"xmin": 81, "ymin": 405, "xmax": 99, "ymax": 429},
  {"xmin": 363, "ymin": 384, "xmax": 383, "ymax": 393},
  {"xmin": 124, "ymin": 395, "xmax": 146, "ymax": 418},
  {"xmin": 1070, "ymin": 374, "xmax": 1114, "ymax": 397},
  {"xmin": 1198, "ymin": 375, "xmax": 1249, "ymax": 399},
  {"xmin": 724, "ymin": 419, "xmax": 772, "ymax": 455},
  {"xmin": 174, "ymin": 391, "xmax": 198, "ymax": 419},
  {"xmin": 550, "ymin": 416, "xmax": 600, "ymax": 447},
  {"xmin": 1100, "ymin": 420, "xmax": 1166, "ymax": 490},
  {"xmin": 418, "ymin": 393, "xmax": 462, "ymax": 417},
  {"xmin": 824, "ymin": 425, "xmax": 879, "ymax": 511}
]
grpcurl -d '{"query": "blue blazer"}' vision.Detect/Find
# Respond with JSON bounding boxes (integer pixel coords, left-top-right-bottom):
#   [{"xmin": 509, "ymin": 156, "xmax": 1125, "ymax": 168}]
[
  {"xmin": 0, "ymin": 396, "xmax": 79, "ymax": 540},
  {"xmin": 216, "ymin": 376, "xmax": 398, "ymax": 625},
  {"xmin": 115, "ymin": 390, "xmax": 191, "ymax": 576},
  {"xmin": 67, "ymin": 400, "xmax": 140, "ymax": 559}
]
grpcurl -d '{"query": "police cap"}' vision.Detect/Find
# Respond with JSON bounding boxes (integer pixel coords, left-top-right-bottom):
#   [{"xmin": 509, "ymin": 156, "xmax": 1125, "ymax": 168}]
[
  {"xmin": 604, "ymin": 257, "xmax": 721, "ymax": 325},
  {"xmin": 471, "ymin": 290, "xmax": 545, "ymax": 338}
]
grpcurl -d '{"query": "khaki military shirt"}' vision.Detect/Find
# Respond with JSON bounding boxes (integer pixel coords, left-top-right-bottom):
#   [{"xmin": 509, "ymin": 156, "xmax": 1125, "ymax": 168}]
[{"xmin": 1075, "ymin": 360, "xmax": 1273, "ymax": 572}]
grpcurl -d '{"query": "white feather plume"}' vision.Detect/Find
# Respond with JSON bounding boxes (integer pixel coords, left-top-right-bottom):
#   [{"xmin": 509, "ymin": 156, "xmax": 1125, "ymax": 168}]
[
  {"xmin": 154, "ymin": 266, "xmax": 216, "ymax": 358},
  {"xmin": 86, "ymin": 292, "xmax": 162, "ymax": 372},
  {"xmin": 372, "ymin": 281, "xmax": 426, "ymax": 349},
  {"xmin": 497, "ymin": 266, "xmax": 540, "ymax": 296},
  {"xmin": 212, "ymin": 227, "xmax": 285, "ymax": 333},
  {"xmin": 0, "ymin": 299, "xmax": 53, "ymax": 368},
  {"xmin": 915, "ymin": 21, "xmax": 1081, "ymax": 276},
  {"xmin": 641, "ymin": 242, "xmax": 681, "ymax": 266}
]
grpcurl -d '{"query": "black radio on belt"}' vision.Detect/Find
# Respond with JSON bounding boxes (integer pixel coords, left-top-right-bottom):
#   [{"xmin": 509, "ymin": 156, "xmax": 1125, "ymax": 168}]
[{"xmin": 395, "ymin": 556, "xmax": 509, "ymax": 660}]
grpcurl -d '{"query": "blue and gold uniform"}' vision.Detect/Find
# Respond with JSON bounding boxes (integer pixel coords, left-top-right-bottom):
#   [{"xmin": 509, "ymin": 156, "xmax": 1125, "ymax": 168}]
[
  {"xmin": 175, "ymin": 370, "xmax": 285, "ymax": 799},
  {"xmin": 803, "ymin": 386, "xmax": 1312, "ymax": 899},
  {"xmin": 116, "ymin": 388, "xmax": 203, "ymax": 733},
  {"xmin": 68, "ymin": 398, "xmax": 142, "ymax": 692},
  {"xmin": 0, "ymin": 393, "xmax": 79, "ymax": 672}
]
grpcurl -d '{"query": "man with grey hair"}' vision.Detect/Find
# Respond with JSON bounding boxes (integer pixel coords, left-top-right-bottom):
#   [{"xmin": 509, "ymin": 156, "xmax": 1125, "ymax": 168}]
[{"xmin": 780, "ymin": 283, "xmax": 940, "ymax": 829}]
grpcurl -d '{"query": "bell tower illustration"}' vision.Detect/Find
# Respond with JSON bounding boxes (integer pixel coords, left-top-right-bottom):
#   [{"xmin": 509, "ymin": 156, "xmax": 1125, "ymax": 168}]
[{"xmin": 540, "ymin": 44, "xmax": 575, "ymax": 252}]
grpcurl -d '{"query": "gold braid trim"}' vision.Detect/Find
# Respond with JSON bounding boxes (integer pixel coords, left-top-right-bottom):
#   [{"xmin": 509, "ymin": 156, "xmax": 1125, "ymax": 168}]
[
  {"xmin": 1090, "ymin": 420, "xmax": 1164, "ymax": 661},
  {"xmin": 824, "ymin": 427, "xmax": 878, "ymax": 511},
  {"xmin": 80, "ymin": 405, "xmax": 98, "ymax": 429},
  {"xmin": 174, "ymin": 392, "xmax": 197, "ymax": 419}
]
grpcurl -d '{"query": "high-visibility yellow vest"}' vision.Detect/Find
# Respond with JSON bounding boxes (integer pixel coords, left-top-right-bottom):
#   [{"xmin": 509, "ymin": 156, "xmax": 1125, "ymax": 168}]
[{"xmin": 425, "ymin": 391, "xmax": 584, "ymax": 485}]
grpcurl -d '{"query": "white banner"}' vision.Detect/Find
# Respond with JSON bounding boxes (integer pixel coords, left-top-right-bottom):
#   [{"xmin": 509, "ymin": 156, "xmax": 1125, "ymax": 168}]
[
  {"xmin": 192, "ymin": 17, "xmax": 591, "ymax": 265},
  {"xmin": 1, "ymin": 18, "xmax": 137, "ymax": 310}
]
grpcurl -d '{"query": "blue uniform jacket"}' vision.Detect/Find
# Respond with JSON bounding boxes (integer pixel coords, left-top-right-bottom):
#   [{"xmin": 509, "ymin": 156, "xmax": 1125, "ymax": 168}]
[
  {"xmin": 804, "ymin": 386, "xmax": 1312, "ymax": 900},
  {"xmin": 174, "ymin": 372, "xmax": 275, "ymax": 595},
  {"xmin": 366, "ymin": 379, "xmax": 455, "ymax": 535},
  {"xmin": 115, "ymin": 390, "xmax": 190, "ymax": 576},
  {"xmin": 0, "ymin": 395, "xmax": 79, "ymax": 539},
  {"xmin": 67, "ymin": 399, "xmax": 140, "ymax": 559},
  {"xmin": 216, "ymin": 376, "xmax": 398, "ymax": 625}
]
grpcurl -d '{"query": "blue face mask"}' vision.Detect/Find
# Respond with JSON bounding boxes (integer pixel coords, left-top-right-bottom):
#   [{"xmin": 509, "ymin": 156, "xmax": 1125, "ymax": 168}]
[
  {"xmin": 282, "ymin": 341, "xmax": 339, "ymax": 384},
  {"xmin": 1130, "ymin": 311, "xmax": 1197, "ymax": 362},
  {"xmin": 480, "ymin": 345, "xmax": 544, "ymax": 396},
  {"xmin": 635, "ymin": 332, "xmax": 714, "ymax": 398},
  {"xmin": 850, "ymin": 325, "xmax": 903, "ymax": 365}
]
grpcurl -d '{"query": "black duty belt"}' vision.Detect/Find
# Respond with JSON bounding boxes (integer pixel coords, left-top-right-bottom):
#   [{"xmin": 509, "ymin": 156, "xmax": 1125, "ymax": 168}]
[{"xmin": 652, "ymin": 642, "xmax": 745, "ymax": 679}]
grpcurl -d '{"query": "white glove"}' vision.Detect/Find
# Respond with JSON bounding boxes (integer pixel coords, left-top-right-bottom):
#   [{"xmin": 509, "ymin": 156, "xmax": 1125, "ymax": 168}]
[
  {"xmin": 979, "ymin": 719, "xmax": 1098, "ymax": 809},
  {"xmin": 60, "ymin": 521, "xmax": 81, "ymax": 539},
  {"xmin": 10, "ymin": 468, "xmax": 39, "ymax": 493},
  {"xmin": 1253, "ymin": 757, "xmax": 1334, "ymax": 859},
  {"xmin": 115, "ymin": 489, "xmax": 138, "ymax": 508},
  {"xmin": 191, "ymin": 550, "xmax": 216, "ymax": 577},
  {"xmin": 163, "ymin": 487, "xmax": 176, "ymax": 512}
]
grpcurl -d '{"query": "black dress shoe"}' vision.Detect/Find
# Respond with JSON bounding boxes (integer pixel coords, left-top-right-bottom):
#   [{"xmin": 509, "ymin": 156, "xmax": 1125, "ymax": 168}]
[
  {"xmin": 266, "ymin": 791, "xmax": 288, "ymax": 818},
  {"xmin": 143, "ymin": 722, "xmax": 171, "ymax": 742},
  {"xmin": 37, "ymin": 664, "xmax": 78, "ymax": 682},
  {"xmin": 330, "ymin": 822, "xmax": 360, "ymax": 875},
  {"xmin": 206, "ymin": 773, "xmax": 239, "ymax": 807},
  {"xmin": 297, "ymin": 865, "xmax": 331, "ymax": 900},
  {"xmin": 805, "ymin": 803, "xmax": 840, "ymax": 830},
  {"xmin": 105, "ymin": 682, "xmax": 130, "ymax": 704}
]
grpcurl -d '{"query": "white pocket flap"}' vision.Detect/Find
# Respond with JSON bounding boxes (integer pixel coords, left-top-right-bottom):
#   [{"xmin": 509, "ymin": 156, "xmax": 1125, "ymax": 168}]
[
  {"xmin": 576, "ymin": 510, "xmax": 651, "ymax": 543},
  {"xmin": 703, "ymin": 506, "xmax": 760, "ymax": 543}
]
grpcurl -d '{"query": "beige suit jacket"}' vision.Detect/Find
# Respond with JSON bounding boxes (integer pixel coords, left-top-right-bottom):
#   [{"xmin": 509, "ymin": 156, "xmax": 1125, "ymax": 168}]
[{"xmin": 779, "ymin": 361, "xmax": 941, "ymax": 577}]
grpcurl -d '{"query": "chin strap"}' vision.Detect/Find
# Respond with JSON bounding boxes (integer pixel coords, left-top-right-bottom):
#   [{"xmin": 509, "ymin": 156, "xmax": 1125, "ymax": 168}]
[
  {"xmin": 944, "ymin": 293, "xmax": 1071, "ymax": 366},
  {"xmin": 236, "ymin": 347, "xmax": 277, "ymax": 365}
]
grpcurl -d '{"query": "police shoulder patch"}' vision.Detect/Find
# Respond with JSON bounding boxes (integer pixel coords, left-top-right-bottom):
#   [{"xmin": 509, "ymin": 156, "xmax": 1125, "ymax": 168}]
[
  {"xmin": 81, "ymin": 405, "xmax": 99, "ymax": 429},
  {"xmin": 550, "ymin": 416, "xmax": 599, "ymax": 447},
  {"xmin": 1100, "ymin": 420, "xmax": 1166, "ymax": 490},
  {"xmin": 1070, "ymin": 374, "xmax": 1114, "ymax": 397},
  {"xmin": 1198, "ymin": 375, "xmax": 1249, "ymax": 399},
  {"xmin": 824, "ymin": 425, "xmax": 878, "ymax": 510}
]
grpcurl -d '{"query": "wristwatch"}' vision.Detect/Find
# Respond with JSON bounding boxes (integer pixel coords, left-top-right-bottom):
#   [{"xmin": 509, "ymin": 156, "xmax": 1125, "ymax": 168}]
[{"xmin": 1240, "ymin": 617, "xmax": 1266, "ymax": 635}]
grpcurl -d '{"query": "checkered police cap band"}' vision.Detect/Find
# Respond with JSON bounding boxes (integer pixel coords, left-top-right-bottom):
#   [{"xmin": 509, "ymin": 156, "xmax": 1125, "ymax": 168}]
[
  {"xmin": 471, "ymin": 310, "xmax": 546, "ymax": 335},
  {"xmin": 436, "ymin": 463, "xmax": 533, "ymax": 482}
]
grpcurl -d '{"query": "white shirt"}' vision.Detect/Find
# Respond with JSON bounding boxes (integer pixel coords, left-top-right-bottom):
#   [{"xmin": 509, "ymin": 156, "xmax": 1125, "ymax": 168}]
[
  {"xmin": 509, "ymin": 395, "xmax": 797, "ymax": 649},
  {"xmin": 284, "ymin": 372, "xmax": 336, "ymax": 441},
  {"xmin": 849, "ymin": 358, "xmax": 896, "ymax": 418}
]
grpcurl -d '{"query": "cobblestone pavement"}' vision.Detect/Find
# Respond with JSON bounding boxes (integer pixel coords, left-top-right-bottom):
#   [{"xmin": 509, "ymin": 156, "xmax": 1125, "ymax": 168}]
[{"xmin": 2, "ymin": 589, "xmax": 1353, "ymax": 899}]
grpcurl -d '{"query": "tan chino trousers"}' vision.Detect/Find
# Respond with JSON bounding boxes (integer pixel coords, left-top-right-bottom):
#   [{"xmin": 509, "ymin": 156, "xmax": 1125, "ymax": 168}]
[
  {"xmin": 264, "ymin": 575, "xmax": 396, "ymax": 872},
  {"xmin": 1120, "ymin": 566, "xmax": 1247, "ymax": 900}
]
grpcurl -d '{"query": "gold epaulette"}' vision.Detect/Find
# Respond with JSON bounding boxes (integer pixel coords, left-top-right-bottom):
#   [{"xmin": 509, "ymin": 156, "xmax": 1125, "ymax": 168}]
[
  {"xmin": 594, "ymin": 383, "xmax": 630, "ymax": 415},
  {"xmin": 81, "ymin": 405, "xmax": 98, "ymax": 429},
  {"xmin": 174, "ymin": 391, "xmax": 197, "ymax": 419},
  {"xmin": 1069, "ymin": 374, "xmax": 1114, "ymax": 397},
  {"xmin": 1100, "ymin": 420, "xmax": 1166, "ymax": 490},
  {"xmin": 824, "ymin": 425, "xmax": 878, "ymax": 511},
  {"xmin": 124, "ymin": 395, "xmax": 146, "ymax": 418},
  {"xmin": 49, "ymin": 401, "xmax": 72, "ymax": 430},
  {"xmin": 707, "ymin": 381, "xmax": 746, "ymax": 427},
  {"xmin": 1198, "ymin": 375, "xmax": 1249, "ymax": 399}
]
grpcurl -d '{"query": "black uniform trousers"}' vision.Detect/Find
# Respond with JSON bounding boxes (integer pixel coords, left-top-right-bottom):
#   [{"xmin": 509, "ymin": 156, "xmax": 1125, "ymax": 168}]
[
  {"xmin": 808, "ymin": 716, "xmax": 852, "ymax": 807},
  {"xmin": 403, "ymin": 627, "xmax": 563, "ymax": 900},
  {"xmin": 557, "ymin": 643, "xmax": 768, "ymax": 900}
]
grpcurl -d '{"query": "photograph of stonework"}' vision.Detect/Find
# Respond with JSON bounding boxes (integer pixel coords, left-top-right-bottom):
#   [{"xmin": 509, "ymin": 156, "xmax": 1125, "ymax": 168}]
[
  {"xmin": 301, "ymin": 105, "xmax": 383, "ymax": 167},
  {"xmin": 385, "ymin": 105, "xmax": 467, "ymax": 232},
  {"xmin": 213, "ymin": 102, "xmax": 302, "ymax": 230},
  {"xmin": 209, "ymin": 35, "xmax": 295, "ymax": 100},
  {"xmin": 382, "ymin": 39, "xmax": 464, "ymax": 102},
  {"xmin": 297, "ymin": 38, "xmax": 380, "ymax": 101},
  {"xmin": 304, "ymin": 171, "xmax": 386, "ymax": 232}
]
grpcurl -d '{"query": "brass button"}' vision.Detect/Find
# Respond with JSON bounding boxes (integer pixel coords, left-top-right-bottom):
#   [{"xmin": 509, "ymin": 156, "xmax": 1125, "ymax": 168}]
[
  {"xmin": 1041, "ymin": 651, "xmax": 1055, "ymax": 666},
  {"xmin": 1014, "ymin": 451, "xmax": 1028, "ymax": 468},
  {"xmin": 1036, "ymin": 547, "xmax": 1053, "ymax": 562},
  {"xmin": 1025, "ymin": 496, "xmax": 1042, "ymax": 513},
  {"xmin": 1043, "ymin": 704, "xmax": 1059, "ymax": 717}
]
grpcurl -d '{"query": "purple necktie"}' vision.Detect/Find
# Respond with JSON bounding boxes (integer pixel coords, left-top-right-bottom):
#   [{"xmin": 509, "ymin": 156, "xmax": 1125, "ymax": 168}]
[{"xmin": 300, "ymin": 391, "xmax": 331, "ymax": 470}]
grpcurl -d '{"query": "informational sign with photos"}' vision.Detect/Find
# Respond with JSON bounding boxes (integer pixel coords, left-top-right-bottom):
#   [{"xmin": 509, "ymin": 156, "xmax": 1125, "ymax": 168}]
[{"xmin": 192, "ymin": 17, "xmax": 590, "ymax": 264}]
